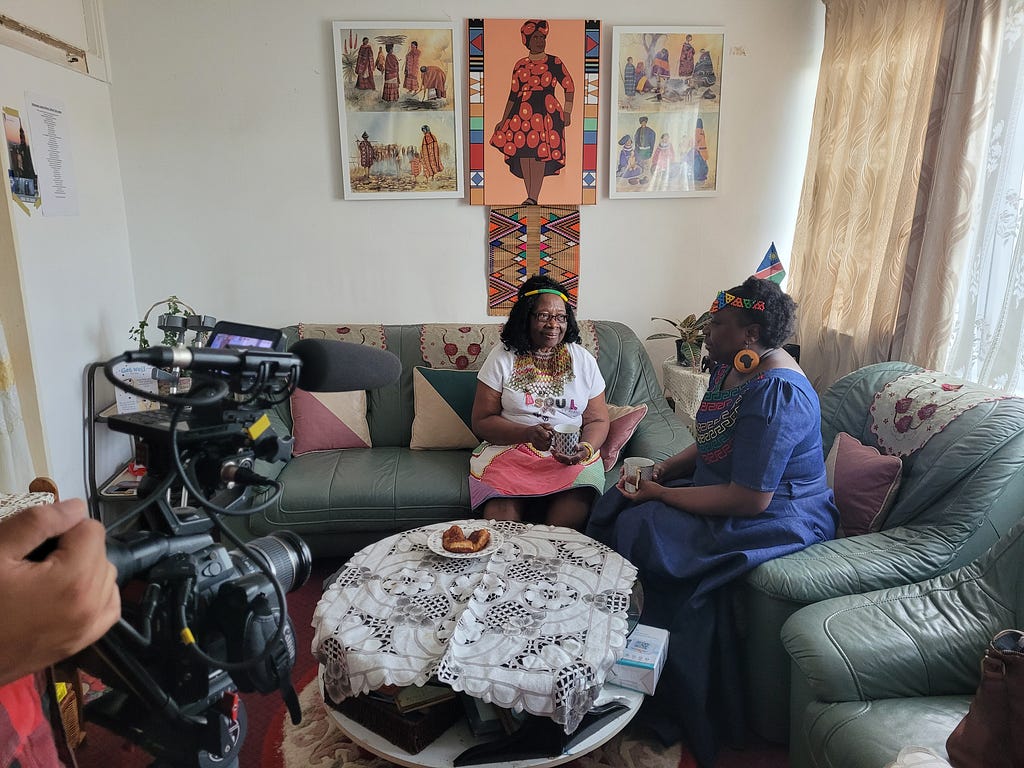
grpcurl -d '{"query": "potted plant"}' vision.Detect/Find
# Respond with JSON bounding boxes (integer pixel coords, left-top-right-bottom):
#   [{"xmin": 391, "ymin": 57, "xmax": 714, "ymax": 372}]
[
  {"xmin": 647, "ymin": 311, "xmax": 712, "ymax": 368},
  {"xmin": 129, "ymin": 295, "xmax": 197, "ymax": 350}
]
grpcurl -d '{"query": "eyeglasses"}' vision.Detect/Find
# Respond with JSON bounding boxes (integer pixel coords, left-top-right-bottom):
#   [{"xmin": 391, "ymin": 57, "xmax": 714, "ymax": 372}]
[{"xmin": 532, "ymin": 312, "xmax": 568, "ymax": 324}]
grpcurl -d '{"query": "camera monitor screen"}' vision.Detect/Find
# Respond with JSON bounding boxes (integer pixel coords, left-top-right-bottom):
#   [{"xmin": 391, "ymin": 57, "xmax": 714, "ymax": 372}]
[{"xmin": 205, "ymin": 321, "xmax": 285, "ymax": 352}]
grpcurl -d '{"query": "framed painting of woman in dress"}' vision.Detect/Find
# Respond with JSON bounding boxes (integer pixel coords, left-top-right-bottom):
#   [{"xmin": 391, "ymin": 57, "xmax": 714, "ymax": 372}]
[
  {"xmin": 610, "ymin": 26, "xmax": 724, "ymax": 199},
  {"xmin": 468, "ymin": 19, "xmax": 600, "ymax": 206},
  {"xmin": 333, "ymin": 21, "xmax": 464, "ymax": 200}
]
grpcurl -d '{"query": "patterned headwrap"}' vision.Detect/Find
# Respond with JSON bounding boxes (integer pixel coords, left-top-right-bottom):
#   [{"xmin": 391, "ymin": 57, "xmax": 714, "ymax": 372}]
[
  {"xmin": 710, "ymin": 290, "xmax": 766, "ymax": 314},
  {"xmin": 521, "ymin": 20, "xmax": 549, "ymax": 46}
]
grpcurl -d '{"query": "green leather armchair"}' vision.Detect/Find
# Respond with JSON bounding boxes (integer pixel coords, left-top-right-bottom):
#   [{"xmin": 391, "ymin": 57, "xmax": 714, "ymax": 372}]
[
  {"xmin": 739, "ymin": 362, "xmax": 1024, "ymax": 743},
  {"xmin": 781, "ymin": 516, "xmax": 1024, "ymax": 768}
]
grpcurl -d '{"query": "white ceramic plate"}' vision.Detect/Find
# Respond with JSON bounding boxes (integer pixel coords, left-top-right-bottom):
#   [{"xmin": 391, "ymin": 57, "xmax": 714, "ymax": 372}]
[{"xmin": 426, "ymin": 524, "xmax": 504, "ymax": 559}]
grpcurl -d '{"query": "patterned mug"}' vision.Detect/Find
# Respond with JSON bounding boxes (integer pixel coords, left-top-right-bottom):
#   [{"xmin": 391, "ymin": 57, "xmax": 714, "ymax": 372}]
[{"xmin": 551, "ymin": 423, "xmax": 581, "ymax": 457}]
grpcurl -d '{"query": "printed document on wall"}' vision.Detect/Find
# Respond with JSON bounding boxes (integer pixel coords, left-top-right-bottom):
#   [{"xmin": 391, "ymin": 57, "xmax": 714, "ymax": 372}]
[{"xmin": 25, "ymin": 93, "xmax": 78, "ymax": 216}]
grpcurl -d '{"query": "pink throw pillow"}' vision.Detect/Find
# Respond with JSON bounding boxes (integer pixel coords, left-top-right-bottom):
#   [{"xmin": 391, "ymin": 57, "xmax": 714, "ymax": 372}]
[
  {"xmin": 602, "ymin": 404, "xmax": 648, "ymax": 470},
  {"xmin": 290, "ymin": 388, "xmax": 371, "ymax": 455},
  {"xmin": 825, "ymin": 431, "xmax": 903, "ymax": 537}
]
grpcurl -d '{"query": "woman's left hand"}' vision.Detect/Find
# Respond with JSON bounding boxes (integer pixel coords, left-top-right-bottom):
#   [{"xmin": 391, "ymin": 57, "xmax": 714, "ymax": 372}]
[
  {"xmin": 552, "ymin": 444, "xmax": 588, "ymax": 465},
  {"xmin": 616, "ymin": 476, "xmax": 664, "ymax": 503}
]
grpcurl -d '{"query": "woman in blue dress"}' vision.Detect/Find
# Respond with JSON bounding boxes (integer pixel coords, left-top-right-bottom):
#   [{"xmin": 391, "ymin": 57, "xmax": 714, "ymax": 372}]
[{"xmin": 587, "ymin": 276, "xmax": 838, "ymax": 768}]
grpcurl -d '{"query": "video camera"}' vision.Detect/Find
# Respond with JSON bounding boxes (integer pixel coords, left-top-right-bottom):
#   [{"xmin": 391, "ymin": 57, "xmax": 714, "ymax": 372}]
[{"xmin": 80, "ymin": 321, "xmax": 315, "ymax": 767}]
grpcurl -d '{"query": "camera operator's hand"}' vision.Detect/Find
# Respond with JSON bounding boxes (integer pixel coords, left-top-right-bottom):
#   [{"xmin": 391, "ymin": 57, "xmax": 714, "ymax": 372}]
[{"xmin": 0, "ymin": 499, "xmax": 120, "ymax": 686}]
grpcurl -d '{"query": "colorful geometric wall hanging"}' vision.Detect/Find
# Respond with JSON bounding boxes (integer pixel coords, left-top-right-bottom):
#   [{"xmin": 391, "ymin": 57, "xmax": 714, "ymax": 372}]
[
  {"xmin": 487, "ymin": 205, "xmax": 581, "ymax": 315},
  {"xmin": 468, "ymin": 19, "xmax": 600, "ymax": 207}
]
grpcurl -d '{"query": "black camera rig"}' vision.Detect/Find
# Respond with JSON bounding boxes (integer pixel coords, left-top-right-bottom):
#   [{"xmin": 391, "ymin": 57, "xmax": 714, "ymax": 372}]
[{"xmin": 79, "ymin": 332, "xmax": 313, "ymax": 767}]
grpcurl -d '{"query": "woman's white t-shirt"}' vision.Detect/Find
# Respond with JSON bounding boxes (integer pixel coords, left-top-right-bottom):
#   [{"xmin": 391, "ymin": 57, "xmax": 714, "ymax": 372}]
[{"xmin": 476, "ymin": 344, "xmax": 605, "ymax": 428}]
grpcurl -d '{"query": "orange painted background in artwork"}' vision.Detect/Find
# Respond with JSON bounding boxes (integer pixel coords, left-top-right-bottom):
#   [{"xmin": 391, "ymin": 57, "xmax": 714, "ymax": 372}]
[{"xmin": 482, "ymin": 19, "xmax": 586, "ymax": 206}]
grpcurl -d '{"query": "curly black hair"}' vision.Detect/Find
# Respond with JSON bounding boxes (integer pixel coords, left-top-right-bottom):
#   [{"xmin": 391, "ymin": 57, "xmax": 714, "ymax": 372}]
[
  {"xmin": 725, "ymin": 276, "xmax": 798, "ymax": 348},
  {"xmin": 500, "ymin": 274, "xmax": 580, "ymax": 355}
]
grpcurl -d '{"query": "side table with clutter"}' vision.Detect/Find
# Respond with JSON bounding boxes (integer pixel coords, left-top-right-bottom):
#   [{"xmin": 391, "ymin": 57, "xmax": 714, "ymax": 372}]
[{"xmin": 661, "ymin": 359, "xmax": 710, "ymax": 437}]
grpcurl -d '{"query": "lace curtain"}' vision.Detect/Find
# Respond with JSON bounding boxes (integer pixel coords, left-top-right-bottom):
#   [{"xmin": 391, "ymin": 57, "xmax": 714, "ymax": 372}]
[
  {"xmin": 895, "ymin": 0, "xmax": 1024, "ymax": 394},
  {"xmin": 942, "ymin": 3, "xmax": 1024, "ymax": 392},
  {"xmin": 0, "ymin": 317, "xmax": 34, "ymax": 491}
]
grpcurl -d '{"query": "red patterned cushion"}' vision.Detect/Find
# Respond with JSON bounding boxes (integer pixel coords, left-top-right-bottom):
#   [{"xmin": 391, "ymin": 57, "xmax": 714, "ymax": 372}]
[
  {"xmin": 602, "ymin": 404, "xmax": 648, "ymax": 470},
  {"xmin": 825, "ymin": 432, "xmax": 903, "ymax": 536}
]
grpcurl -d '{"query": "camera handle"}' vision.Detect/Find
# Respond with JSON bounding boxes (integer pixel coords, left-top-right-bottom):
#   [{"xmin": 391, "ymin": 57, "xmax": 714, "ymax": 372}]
[{"xmin": 80, "ymin": 630, "xmax": 248, "ymax": 767}]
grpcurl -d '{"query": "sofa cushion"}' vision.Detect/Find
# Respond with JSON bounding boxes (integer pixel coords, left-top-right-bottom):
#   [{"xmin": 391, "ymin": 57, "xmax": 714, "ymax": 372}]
[
  {"xmin": 602, "ymin": 404, "xmax": 648, "ymax": 470},
  {"xmin": 290, "ymin": 389, "xmax": 370, "ymax": 455},
  {"xmin": 826, "ymin": 431, "xmax": 903, "ymax": 536},
  {"xmin": 410, "ymin": 367, "xmax": 479, "ymax": 450}
]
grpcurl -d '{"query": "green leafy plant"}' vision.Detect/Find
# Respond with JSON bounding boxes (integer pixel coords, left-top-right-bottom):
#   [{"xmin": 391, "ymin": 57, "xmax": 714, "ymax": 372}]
[
  {"xmin": 129, "ymin": 295, "xmax": 196, "ymax": 349},
  {"xmin": 647, "ymin": 311, "xmax": 712, "ymax": 367}
]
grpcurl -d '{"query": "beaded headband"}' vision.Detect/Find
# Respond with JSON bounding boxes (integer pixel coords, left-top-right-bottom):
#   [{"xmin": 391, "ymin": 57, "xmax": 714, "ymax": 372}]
[
  {"xmin": 523, "ymin": 288, "xmax": 568, "ymax": 302},
  {"xmin": 710, "ymin": 290, "xmax": 766, "ymax": 314}
]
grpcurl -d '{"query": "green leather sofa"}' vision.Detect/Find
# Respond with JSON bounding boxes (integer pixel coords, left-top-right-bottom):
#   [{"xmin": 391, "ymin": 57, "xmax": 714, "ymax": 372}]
[
  {"xmin": 739, "ymin": 362, "xmax": 1024, "ymax": 744},
  {"xmin": 781, "ymin": 516, "xmax": 1024, "ymax": 768},
  {"xmin": 223, "ymin": 320, "xmax": 691, "ymax": 557}
]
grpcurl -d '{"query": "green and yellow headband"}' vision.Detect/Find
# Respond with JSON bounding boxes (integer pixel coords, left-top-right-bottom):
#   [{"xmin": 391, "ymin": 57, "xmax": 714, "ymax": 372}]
[
  {"xmin": 710, "ymin": 290, "xmax": 766, "ymax": 313},
  {"xmin": 523, "ymin": 288, "xmax": 569, "ymax": 302}
]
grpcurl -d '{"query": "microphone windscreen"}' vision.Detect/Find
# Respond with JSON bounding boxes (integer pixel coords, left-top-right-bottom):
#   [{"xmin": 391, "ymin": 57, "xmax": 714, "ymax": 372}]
[{"xmin": 290, "ymin": 338, "xmax": 402, "ymax": 392}]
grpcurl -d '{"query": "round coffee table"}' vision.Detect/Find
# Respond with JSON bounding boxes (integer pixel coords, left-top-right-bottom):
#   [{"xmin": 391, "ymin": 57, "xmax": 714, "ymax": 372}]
[{"xmin": 319, "ymin": 675, "xmax": 644, "ymax": 768}]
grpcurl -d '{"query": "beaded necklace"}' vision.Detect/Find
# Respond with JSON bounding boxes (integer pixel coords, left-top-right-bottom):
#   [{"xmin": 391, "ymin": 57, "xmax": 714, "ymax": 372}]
[{"xmin": 509, "ymin": 344, "xmax": 574, "ymax": 397}]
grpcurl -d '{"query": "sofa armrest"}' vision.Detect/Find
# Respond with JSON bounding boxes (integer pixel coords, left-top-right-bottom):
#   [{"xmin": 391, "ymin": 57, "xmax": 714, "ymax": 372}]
[
  {"xmin": 747, "ymin": 524, "xmax": 964, "ymax": 605},
  {"xmin": 781, "ymin": 566, "xmax": 1011, "ymax": 703}
]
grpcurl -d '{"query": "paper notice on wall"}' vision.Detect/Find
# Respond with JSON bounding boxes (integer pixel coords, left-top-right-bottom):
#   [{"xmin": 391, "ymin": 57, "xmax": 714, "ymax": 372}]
[
  {"xmin": 25, "ymin": 93, "xmax": 78, "ymax": 216},
  {"xmin": 110, "ymin": 362, "xmax": 160, "ymax": 414}
]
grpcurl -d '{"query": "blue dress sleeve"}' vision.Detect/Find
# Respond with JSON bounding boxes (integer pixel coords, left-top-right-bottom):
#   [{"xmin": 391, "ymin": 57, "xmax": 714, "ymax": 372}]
[{"xmin": 730, "ymin": 375, "xmax": 817, "ymax": 493}]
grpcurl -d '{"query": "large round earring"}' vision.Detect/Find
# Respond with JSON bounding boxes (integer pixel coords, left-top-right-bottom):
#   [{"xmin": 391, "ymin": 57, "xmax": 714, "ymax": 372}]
[{"xmin": 734, "ymin": 346, "xmax": 760, "ymax": 373}]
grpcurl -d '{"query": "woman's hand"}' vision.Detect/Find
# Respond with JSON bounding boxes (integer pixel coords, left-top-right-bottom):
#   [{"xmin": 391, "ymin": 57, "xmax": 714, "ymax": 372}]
[
  {"xmin": 527, "ymin": 423, "xmax": 554, "ymax": 451},
  {"xmin": 616, "ymin": 476, "xmax": 663, "ymax": 504},
  {"xmin": 552, "ymin": 443, "xmax": 591, "ymax": 465},
  {"xmin": 652, "ymin": 461, "xmax": 669, "ymax": 482}
]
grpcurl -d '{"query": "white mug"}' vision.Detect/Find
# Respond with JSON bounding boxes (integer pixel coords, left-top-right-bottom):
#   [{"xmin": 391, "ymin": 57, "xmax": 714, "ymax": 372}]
[
  {"xmin": 623, "ymin": 457, "xmax": 655, "ymax": 493},
  {"xmin": 551, "ymin": 423, "xmax": 581, "ymax": 457}
]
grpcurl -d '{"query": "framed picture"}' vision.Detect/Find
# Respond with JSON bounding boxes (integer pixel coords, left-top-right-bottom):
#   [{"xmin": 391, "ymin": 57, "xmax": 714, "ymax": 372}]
[
  {"xmin": 609, "ymin": 26, "xmax": 724, "ymax": 198},
  {"xmin": 332, "ymin": 22, "xmax": 464, "ymax": 199},
  {"xmin": 467, "ymin": 19, "xmax": 600, "ymax": 206}
]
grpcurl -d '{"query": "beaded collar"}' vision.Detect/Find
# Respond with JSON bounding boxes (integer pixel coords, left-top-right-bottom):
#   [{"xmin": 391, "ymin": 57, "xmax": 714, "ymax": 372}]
[{"xmin": 509, "ymin": 344, "xmax": 574, "ymax": 397}]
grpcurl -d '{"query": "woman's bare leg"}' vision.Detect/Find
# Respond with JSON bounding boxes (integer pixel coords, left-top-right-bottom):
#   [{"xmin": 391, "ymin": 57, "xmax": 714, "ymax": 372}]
[
  {"xmin": 483, "ymin": 497, "xmax": 526, "ymax": 522},
  {"xmin": 545, "ymin": 488, "xmax": 594, "ymax": 530},
  {"xmin": 521, "ymin": 158, "xmax": 545, "ymax": 203}
]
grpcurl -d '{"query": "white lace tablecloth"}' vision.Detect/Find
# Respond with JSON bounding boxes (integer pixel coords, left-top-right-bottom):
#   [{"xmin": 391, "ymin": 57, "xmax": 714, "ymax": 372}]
[{"xmin": 312, "ymin": 520, "xmax": 638, "ymax": 734}]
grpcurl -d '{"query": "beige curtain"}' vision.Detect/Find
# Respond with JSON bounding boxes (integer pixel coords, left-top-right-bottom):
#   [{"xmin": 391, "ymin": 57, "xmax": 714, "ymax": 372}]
[
  {"xmin": 0, "ymin": 317, "xmax": 34, "ymax": 491},
  {"xmin": 894, "ymin": 0, "xmax": 1006, "ymax": 375},
  {"xmin": 789, "ymin": 0, "xmax": 948, "ymax": 390}
]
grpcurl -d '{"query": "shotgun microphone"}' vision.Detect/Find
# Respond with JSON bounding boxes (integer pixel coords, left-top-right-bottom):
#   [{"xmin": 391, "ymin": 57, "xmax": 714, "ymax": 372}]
[
  {"xmin": 124, "ymin": 338, "xmax": 401, "ymax": 392},
  {"xmin": 290, "ymin": 338, "xmax": 402, "ymax": 392}
]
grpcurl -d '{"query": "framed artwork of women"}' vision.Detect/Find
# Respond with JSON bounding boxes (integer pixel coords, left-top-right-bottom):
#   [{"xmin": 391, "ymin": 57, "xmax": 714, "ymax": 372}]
[
  {"xmin": 468, "ymin": 19, "xmax": 600, "ymax": 206},
  {"xmin": 610, "ymin": 26, "xmax": 725, "ymax": 199},
  {"xmin": 332, "ymin": 21, "xmax": 464, "ymax": 200}
]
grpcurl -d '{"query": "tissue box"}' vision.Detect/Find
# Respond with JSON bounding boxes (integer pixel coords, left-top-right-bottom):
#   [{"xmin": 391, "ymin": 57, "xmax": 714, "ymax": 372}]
[{"xmin": 606, "ymin": 624, "xmax": 669, "ymax": 695}]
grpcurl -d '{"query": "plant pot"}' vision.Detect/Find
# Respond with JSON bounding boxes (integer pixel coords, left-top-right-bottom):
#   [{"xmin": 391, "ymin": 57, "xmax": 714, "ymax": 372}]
[{"xmin": 675, "ymin": 339, "xmax": 702, "ymax": 367}]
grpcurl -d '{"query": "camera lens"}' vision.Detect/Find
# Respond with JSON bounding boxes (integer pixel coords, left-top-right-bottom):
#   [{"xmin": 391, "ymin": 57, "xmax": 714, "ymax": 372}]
[{"xmin": 241, "ymin": 532, "xmax": 312, "ymax": 593}]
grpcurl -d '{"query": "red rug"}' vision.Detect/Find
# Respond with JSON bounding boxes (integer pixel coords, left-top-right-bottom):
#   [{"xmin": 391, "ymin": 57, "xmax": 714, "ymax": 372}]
[{"xmin": 74, "ymin": 557, "xmax": 789, "ymax": 768}]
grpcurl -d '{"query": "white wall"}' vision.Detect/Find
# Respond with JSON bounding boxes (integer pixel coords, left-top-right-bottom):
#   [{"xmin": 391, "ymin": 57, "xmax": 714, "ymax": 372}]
[
  {"xmin": 102, "ymin": 0, "xmax": 824, "ymax": 369},
  {"xmin": 1, "ymin": 39, "xmax": 138, "ymax": 496}
]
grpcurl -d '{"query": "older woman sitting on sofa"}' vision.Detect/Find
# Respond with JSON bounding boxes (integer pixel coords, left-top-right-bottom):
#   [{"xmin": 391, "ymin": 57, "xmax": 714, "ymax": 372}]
[{"xmin": 469, "ymin": 275, "xmax": 609, "ymax": 529}]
